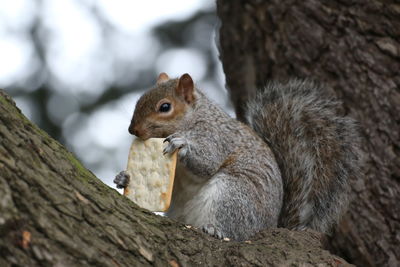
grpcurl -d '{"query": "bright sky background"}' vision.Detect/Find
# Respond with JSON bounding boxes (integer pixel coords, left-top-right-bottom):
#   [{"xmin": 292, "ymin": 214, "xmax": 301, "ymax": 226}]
[{"xmin": 0, "ymin": 0, "xmax": 228, "ymax": 189}]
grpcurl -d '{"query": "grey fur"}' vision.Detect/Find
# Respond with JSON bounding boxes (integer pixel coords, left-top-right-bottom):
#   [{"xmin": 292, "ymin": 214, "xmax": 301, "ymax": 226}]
[
  {"xmin": 245, "ymin": 79, "xmax": 362, "ymax": 233},
  {"xmin": 116, "ymin": 78, "xmax": 361, "ymax": 240},
  {"xmin": 165, "ymin": 90, "xmax": 283, "ymax": 241}
]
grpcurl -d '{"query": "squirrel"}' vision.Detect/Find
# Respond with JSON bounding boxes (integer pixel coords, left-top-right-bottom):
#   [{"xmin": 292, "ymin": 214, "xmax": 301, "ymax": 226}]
[{"xmin": 114, "ymin": 72, "xmax": 361, "ymax": 241}]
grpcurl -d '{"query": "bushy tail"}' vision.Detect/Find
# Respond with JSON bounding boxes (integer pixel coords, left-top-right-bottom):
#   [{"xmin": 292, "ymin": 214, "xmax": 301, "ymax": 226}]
[{"xmin": 245, "ymin": 79, "xmax": 362, "ymax": 233}]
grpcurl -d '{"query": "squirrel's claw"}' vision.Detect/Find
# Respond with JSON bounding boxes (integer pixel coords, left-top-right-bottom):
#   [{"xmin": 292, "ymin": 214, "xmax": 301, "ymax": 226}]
[
  {"xmin": 163, "ymin": 134, "xmax": 188, "ymax": 156},
  {"xmin": 114, "ymin": 171, "xmax": 130, "ymax": 189},
  {"xmin": 202, "ymin": 224, "xmax": 224, "ymax": 239}
]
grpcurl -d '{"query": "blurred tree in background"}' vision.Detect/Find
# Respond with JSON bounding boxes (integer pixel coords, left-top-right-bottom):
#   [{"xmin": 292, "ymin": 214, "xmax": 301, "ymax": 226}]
[
  {"xmin": 0, "ymin": 0, "xmax": 226, "ymax": 186},
  {"xmin": 217, "ymin": 1, "xmax": 400, "ymax": 266}
]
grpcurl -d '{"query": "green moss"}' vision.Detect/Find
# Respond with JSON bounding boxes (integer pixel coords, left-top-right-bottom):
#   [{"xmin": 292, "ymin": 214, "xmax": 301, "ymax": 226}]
[
  {"xmin": 0, "ymin": 93, "xmax": 38, "ymax": 128},
  {"xmin": 0, "ymin": 95, "xmax": 7, "ymax": 105},
  {"xmin": 64, "ymin": 151, "xmax": 95, "ymax": 182},
  {"xmin": 63, "ymin": 148, "xmax": 116, "ymax": 196},
  {"xmin": 2, "ymin": 92, "xmax": 97, "ymax": 182},
  {"xmin": 1, "ymin": 91, "xmax": 118, "ymax": 199}
]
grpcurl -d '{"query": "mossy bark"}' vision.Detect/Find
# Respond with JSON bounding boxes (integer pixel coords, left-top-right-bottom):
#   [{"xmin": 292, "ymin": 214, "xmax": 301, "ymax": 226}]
[
  {"xmin": 217, "ymin": 1, "xmax": 400, "ymax": 266},
  {"xmin": 0, "ymin": 90, "xmax": 349, "ymax": 266}
]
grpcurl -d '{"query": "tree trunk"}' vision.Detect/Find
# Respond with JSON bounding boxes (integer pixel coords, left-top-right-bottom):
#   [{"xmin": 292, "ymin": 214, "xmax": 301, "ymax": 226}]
[
  {"xmin": 217, "ymin": 1, "xmax": 400, "ymax": 266},
  {"xmin": 0, "ymin": 90, "xmax": 351, "ymax": 266}
]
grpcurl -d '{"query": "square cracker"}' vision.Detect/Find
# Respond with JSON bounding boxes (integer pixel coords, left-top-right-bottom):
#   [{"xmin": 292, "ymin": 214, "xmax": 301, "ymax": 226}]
[{"xmin": 124, "ymin": 138, "xmax": 177, "ymax": 212}]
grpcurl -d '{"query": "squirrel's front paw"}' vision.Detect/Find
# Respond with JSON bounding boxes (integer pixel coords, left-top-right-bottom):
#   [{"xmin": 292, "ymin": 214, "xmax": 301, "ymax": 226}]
[
  {"xmin": 163, "ymin": 134, "xmax": 189, "ymax": 157},
  {"xmin": 202, "ymin": 224, "xmax": 224, "ymax": 239},
  {"xmin": 114, "ymin": 171, "xmax": 130, "ymax": 189}
]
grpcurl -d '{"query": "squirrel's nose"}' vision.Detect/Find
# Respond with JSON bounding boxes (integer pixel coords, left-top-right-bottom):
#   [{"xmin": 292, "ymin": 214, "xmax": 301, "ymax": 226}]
[
  {"xmin": 128, "ymin": 122, "xmax": 142, "ymax": 137},
  {"xmin": 128, "ymin": 122, "xmax": 136, "ymax": 135}
]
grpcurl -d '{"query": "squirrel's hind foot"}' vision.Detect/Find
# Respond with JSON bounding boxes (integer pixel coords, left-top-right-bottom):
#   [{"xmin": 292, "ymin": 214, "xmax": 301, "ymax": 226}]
[{"xmin": 202, "ymin": 224, "xmax": 225, "ymax": 239}]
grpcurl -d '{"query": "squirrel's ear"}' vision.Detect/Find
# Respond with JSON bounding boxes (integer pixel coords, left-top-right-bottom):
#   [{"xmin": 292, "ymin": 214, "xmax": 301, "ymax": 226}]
[
  {"xmin": 157, "ymin": 72, "xmax": 170, "ymax": 84},
  {"xmin": 176, "ymin": 73, "xmax": 194, "ymax": 104}
]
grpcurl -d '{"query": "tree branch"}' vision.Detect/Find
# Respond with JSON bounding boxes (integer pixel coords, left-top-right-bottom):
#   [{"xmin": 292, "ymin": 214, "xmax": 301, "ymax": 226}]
[{"xmin": 0, "ymin": 90, "xmax": 348, "ymax": 266}]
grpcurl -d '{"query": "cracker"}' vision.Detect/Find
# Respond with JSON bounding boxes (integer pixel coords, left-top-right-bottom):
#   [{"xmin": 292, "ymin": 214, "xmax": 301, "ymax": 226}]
[{"xmin": 124, "ymin": 138, "xmax": 177, "ymax": 212}]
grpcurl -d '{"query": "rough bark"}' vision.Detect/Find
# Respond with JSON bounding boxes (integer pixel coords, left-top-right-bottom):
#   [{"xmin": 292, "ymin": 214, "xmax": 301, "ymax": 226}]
[
  {"xmin": 217, "ymin": 1, "xmax": 400, "ymax": 267},
  {"xmin": 0, "ymin": 90, "xmax": 350, "ymax": 266}
]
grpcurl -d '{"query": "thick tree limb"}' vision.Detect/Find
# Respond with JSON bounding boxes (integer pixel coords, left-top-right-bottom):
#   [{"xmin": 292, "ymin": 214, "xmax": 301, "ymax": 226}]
[
  {"xmin": 217, "ymin": 1, "xmax": 400, "ymax": 266},
  {"xmin": 0, "ymin": 90, "xmax": 349, "ymax": 266}
]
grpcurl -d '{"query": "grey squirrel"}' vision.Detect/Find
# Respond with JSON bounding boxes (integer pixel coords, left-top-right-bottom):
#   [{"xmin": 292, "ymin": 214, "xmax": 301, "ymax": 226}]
[{"xmin": 114, "ymin": 73, "xmax": 361, "ymax": 241}]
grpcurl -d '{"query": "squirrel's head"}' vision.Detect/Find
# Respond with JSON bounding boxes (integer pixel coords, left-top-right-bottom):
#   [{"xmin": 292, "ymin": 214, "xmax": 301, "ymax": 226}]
[{"xmin": 129, "ymin": 73, "xmax": 195, "ymax": 140}]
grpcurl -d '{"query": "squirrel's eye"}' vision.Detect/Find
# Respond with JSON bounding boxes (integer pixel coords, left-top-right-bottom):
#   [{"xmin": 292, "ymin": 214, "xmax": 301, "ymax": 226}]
[{"xmin": 158, "ymin": 103, "xmax": 171, "ymax": 113}]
